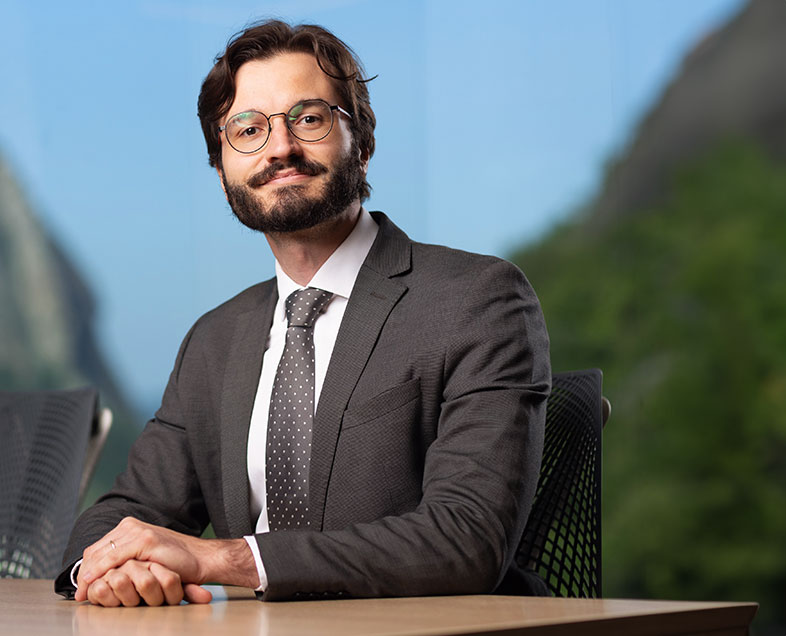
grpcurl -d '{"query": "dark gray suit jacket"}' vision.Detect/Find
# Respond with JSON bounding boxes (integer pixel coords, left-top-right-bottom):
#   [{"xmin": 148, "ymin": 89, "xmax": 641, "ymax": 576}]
[{"xmin": 58, "ymin": 212, "xmax": 551, "ymax": 600}]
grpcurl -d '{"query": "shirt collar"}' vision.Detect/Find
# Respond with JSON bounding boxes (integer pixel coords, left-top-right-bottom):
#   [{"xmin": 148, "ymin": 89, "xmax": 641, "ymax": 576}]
[{"xmin": 274, "ymin": 207, "xmax": 379, "ymax": 307}]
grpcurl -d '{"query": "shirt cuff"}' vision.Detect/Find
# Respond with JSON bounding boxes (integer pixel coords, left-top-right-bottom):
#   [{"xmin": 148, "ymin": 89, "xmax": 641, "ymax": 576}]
[
  {"xmin": 70, "ymin": 559, "xmax": 83, "ymax": 589},
  {"xmin": 243, "ymin": 535, "xmax": 268, "ymax": 592}
]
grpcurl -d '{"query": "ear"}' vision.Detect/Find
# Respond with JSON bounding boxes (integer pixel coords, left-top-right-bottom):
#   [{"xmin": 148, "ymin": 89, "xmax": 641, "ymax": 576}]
[
  {"xmin": 358, "ymin": 145, "xmax": 370, "ymax": 176},
  {"xmin": 216, "ymin": 166, "xmax": 228, "ymax": 199}
]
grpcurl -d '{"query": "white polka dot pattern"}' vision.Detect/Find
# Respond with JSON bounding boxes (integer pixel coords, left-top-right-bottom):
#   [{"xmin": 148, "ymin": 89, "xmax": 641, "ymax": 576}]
[{"xmin": 266, "ymin": 287, "xmax": 334, "ymax": 531}]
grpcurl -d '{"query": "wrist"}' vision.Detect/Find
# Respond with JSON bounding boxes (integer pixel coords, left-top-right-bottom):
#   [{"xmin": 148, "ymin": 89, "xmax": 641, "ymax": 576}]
[{"xmin": 203, "ymin": 538, "xmax": 259, "ymax": 588}]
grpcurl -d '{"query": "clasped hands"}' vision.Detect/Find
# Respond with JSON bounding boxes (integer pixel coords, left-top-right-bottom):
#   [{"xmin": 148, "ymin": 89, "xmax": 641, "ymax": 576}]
[{"xmin": 75, "ymin": 517, "xmax": 257, "ymax": 607}]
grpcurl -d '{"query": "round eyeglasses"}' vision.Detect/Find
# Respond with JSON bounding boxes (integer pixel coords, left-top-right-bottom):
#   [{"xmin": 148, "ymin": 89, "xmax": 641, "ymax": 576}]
[{"xmin": 219, "ymin": 99, "xmax": 352, "ymax": 154}]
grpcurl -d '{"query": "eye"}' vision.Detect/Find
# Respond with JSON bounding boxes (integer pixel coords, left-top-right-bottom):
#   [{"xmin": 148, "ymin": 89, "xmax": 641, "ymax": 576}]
[
  {"xmin": 228, "ymin": 112, "xmax": 267, "ymax": 140},
  {"xmin": 288, "ymin": 101, "xmax": 331, "ymax": 130},
  {"xmin": 240, "ymin": 126, "xmax": 262, "ymax": 137},
  {"xmin": 291, "ymin": 112, "xmax": 324, "ymax": 128}
]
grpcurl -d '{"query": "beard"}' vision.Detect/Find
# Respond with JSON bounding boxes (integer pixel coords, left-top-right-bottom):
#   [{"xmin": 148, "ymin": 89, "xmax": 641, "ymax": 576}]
[{"xmin": 222, "ymin": 144, "xmax": 365, "ymax": 234}]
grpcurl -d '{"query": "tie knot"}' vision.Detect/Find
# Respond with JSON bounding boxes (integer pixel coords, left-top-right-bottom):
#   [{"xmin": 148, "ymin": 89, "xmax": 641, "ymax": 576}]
[{"xmin": 285, "ymin": 288, "xmax": 334, "ymax": 328}]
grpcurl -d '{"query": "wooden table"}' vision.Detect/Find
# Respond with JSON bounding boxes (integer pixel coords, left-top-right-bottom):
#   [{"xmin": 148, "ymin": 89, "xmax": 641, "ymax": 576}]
[{"xmin": 0, "ymin": 580, "xmax": 757, "ymax": 635}]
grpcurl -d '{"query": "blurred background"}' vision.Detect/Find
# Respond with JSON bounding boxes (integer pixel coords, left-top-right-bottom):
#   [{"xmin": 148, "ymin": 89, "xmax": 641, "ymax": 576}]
[{"xmin": 1, "ymin": 0, "xmax": 783, "ymax": 632}]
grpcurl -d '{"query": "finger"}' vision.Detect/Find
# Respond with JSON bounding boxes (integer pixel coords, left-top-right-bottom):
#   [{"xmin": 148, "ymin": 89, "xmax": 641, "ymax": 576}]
[
  {"xmin": 128, "ymin": 564, "xmax": 166, "ymax": 607},
  {"xmin": 104, "ymin": 568, "xmax": 141, "ymax": 607},
  {"xmin": 86, "ymin": 578, "xmax": 120, "ymax": 608},
  {"xmin": 74, "ymin": 576, "xmax": 87, "ymax": 603},
  {"xmin": 149, "ymin": 562, "xmax": 185, "ymax": 606},
  {"xmin": 80, "ymin": 537, "xmax": 128, "ymax": 586},
  {"xmin": 82, "ymin": 533, "xmax": 122, "ymax": 563},
  {"xmin": 80, "ymin": 517, "xmax": 149, "ymax": 586},
  {"xmin": 184, "ymin": 583, "xmax": 213, "ymax": 604}
]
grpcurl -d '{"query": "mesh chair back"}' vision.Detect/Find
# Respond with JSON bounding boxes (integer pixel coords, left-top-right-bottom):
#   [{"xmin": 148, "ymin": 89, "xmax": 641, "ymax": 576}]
[
  {"xmin": 517, "ymin": 369, "xmax": 604, "ymax": 597},
  {"xmin": 0, "ymin": 387, "xmax": 98, "ymax": 578}
]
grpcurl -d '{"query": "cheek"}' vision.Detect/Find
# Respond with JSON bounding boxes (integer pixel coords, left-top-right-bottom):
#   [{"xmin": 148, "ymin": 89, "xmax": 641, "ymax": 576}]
[
  {"xmin": 220, "ymin": 153, "xmax": 254, "ymax": 184},
  {"xmin": 331, "ymin": 123, "xmax": 355, "ymax": 157}
]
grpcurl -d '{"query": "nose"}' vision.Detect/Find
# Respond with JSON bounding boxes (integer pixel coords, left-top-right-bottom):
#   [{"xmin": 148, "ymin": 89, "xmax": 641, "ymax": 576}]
[{"xmin": 264, "ymin": 113, "xmax": 302, "ymax": 162}]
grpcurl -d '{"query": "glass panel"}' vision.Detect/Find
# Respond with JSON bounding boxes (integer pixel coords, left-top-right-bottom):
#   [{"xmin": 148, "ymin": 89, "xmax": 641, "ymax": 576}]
[
  {"xmin": 226, "ymin": 111, "xmax": 269, "ymax": 151},
  {"xmin": 287, "ymin": 101, "xmax": 332, "ymax": 141}
]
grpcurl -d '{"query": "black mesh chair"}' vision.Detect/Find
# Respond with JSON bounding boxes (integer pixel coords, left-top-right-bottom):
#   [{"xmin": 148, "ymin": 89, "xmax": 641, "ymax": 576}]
[
  {"xmin": 517, "ymin": 368, "xmax": 609, "ymax": 598},
  {"xmin": 0, "ymin": 387, "xmax": 111, "ymax": 578}
]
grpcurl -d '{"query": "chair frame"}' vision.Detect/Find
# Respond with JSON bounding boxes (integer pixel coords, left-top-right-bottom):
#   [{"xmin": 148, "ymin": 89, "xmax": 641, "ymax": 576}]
[
  {"xmin": 0, "ymin": 387, "xmax": 110, "ymax": 578},
  {"xmin": 517, "ymin": 368, "xmax": 607, "ymax": 598}
]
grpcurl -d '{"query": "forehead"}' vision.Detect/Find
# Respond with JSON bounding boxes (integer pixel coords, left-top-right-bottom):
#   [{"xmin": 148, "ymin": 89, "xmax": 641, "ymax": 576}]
[{"xmin": 229, "ymin": 52, "xmax": 340, "ymax": 115}]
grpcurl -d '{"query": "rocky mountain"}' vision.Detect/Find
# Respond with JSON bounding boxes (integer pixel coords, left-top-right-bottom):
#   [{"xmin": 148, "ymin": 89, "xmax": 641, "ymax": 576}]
[
  {"xmin": 590, "ymin": 0, "xmax": 786, "ymax": 225},
  {"xmin": 0, "ymin": 152, "xmax": 138, "ymax": 502},
  {"xmin": 511, "ymin": 1, "xmax": 786, "ymax": 632}
]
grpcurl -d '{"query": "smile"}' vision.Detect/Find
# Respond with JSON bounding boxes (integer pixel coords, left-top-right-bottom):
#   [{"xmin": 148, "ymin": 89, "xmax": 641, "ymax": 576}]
[{"xmin": 264, "ymin": 170, "xmax": 314, "ymax": 186}]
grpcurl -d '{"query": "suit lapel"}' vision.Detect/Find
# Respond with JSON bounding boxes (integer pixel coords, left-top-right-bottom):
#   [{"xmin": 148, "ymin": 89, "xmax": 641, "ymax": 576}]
[
  {"xmin": 220, "ymin": 281, "xmax": 277, "ymax": 537},
  {"xmin": 308, "ymin": 213, "xmax": 412, "ymax": 528}
]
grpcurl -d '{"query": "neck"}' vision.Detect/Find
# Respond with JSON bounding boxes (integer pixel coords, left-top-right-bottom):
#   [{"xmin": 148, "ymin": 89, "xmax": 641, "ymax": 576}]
[{"xmin": 265, "ymin": 204, "xmax": 361, "ymax": 286}]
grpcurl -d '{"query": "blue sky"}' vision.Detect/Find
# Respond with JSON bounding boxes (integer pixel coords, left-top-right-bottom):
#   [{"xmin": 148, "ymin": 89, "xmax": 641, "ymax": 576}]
[{"xmin": 0, "ymin": 0, "xmax": 744, "ymax": 411}]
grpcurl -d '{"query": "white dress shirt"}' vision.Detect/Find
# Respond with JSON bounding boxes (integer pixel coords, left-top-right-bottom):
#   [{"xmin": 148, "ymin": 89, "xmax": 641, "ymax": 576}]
[{"xmin": 243, "ymin": 209, "xmax": 379, "ymax": 590}]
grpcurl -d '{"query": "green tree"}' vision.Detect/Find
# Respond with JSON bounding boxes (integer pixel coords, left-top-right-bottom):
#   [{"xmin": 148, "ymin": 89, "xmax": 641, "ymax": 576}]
[{"xmin": 512, "ymin": 140, "xmax": 786, "ymax": 634}]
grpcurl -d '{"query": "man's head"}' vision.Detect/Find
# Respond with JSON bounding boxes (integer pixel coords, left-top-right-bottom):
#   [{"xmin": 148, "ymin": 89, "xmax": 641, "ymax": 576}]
[{"xmin": 198, "ymin": 20, "xmax": 376, "ymax": 212}]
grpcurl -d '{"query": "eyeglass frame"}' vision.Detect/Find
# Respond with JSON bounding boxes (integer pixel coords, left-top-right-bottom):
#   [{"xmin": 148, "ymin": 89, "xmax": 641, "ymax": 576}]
[{"xmin": 218, "ymin": 98, "xmax": 353, "ymax": 155}]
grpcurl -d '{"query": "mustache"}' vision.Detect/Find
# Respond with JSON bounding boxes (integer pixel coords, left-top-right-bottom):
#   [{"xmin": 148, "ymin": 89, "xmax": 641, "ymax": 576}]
[{"xmin": 247, "ymin": 157, "xmax": 328, "ymax": 188}]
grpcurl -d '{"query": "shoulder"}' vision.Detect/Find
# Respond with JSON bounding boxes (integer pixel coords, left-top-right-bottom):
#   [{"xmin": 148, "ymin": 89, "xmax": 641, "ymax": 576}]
[
  {"xmin": 371, "ymin": 211, "xmax": 529, "ymax": 289},
  {"xmin": 410, "ymin": 240, "xmax": 517, "ymax": 271},
  {"xmin": 198, "ymin": 278, "xmax": 276, "ymax": 324},
  {"xmin": 179, "ymin": 278, "xmax": 276, "ymax": 350},
  {"xmin": 408, "ymin": 240, "xmax": 532, "ymax": 295},
  {"xmin": 401, "ymin": 239, "xmax": 547, "ymax": 352}
]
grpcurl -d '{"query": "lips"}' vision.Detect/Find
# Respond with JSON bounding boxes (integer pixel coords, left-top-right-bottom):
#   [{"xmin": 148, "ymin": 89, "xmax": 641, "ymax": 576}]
[
  {"xmin": 264, "ymin": 169, "xmax": 310, "ymax": 185},
  {"xmin": 247, "ymin": 159, "xmax": 328, "ymax": 188}
]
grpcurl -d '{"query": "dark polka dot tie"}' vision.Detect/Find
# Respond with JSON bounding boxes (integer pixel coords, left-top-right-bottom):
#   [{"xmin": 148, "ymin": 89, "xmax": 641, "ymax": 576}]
[{"xmin": 266, "ymin": 287, "xmax": 334, "ymax": 531}]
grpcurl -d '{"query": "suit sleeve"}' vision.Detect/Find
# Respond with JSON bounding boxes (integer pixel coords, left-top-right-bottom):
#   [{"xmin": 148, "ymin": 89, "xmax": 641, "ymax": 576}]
[
  {"xmin": 55, "ymin": 322, "xmax": 211, "ymax": 597},
  {"xmin": 255, "ymin": 258, "xmax": 550, "ymax": 600}
]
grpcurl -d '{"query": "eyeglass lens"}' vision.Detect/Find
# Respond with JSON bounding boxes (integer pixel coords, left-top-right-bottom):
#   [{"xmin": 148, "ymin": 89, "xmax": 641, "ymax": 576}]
[{"xmin": 224, "ymin": 100, "xmax": 334, "ymax": 153}]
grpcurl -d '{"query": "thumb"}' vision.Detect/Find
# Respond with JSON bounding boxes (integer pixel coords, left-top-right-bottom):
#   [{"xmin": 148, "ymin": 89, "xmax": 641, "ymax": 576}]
[{"xmin": 184, "ymin": 583, "xmax": 213, "ymax": 604}]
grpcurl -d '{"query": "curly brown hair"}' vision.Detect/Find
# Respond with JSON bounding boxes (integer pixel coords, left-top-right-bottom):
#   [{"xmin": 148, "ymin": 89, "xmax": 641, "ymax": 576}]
[{"xmin": 197, "ymin": 20, "xmax": 376, "ymax": 201}]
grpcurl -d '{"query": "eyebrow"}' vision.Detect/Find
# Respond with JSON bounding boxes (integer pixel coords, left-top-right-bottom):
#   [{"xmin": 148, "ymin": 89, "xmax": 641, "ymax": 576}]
[{"xmin": 228, "ymin": 98, "xmax": 330, "ymax": 119}]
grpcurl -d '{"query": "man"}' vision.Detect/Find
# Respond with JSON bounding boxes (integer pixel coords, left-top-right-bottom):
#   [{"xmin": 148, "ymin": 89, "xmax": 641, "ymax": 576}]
[{"xmin": 56, "ymin": 20, "xmax": 551, "ymax": 606}]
